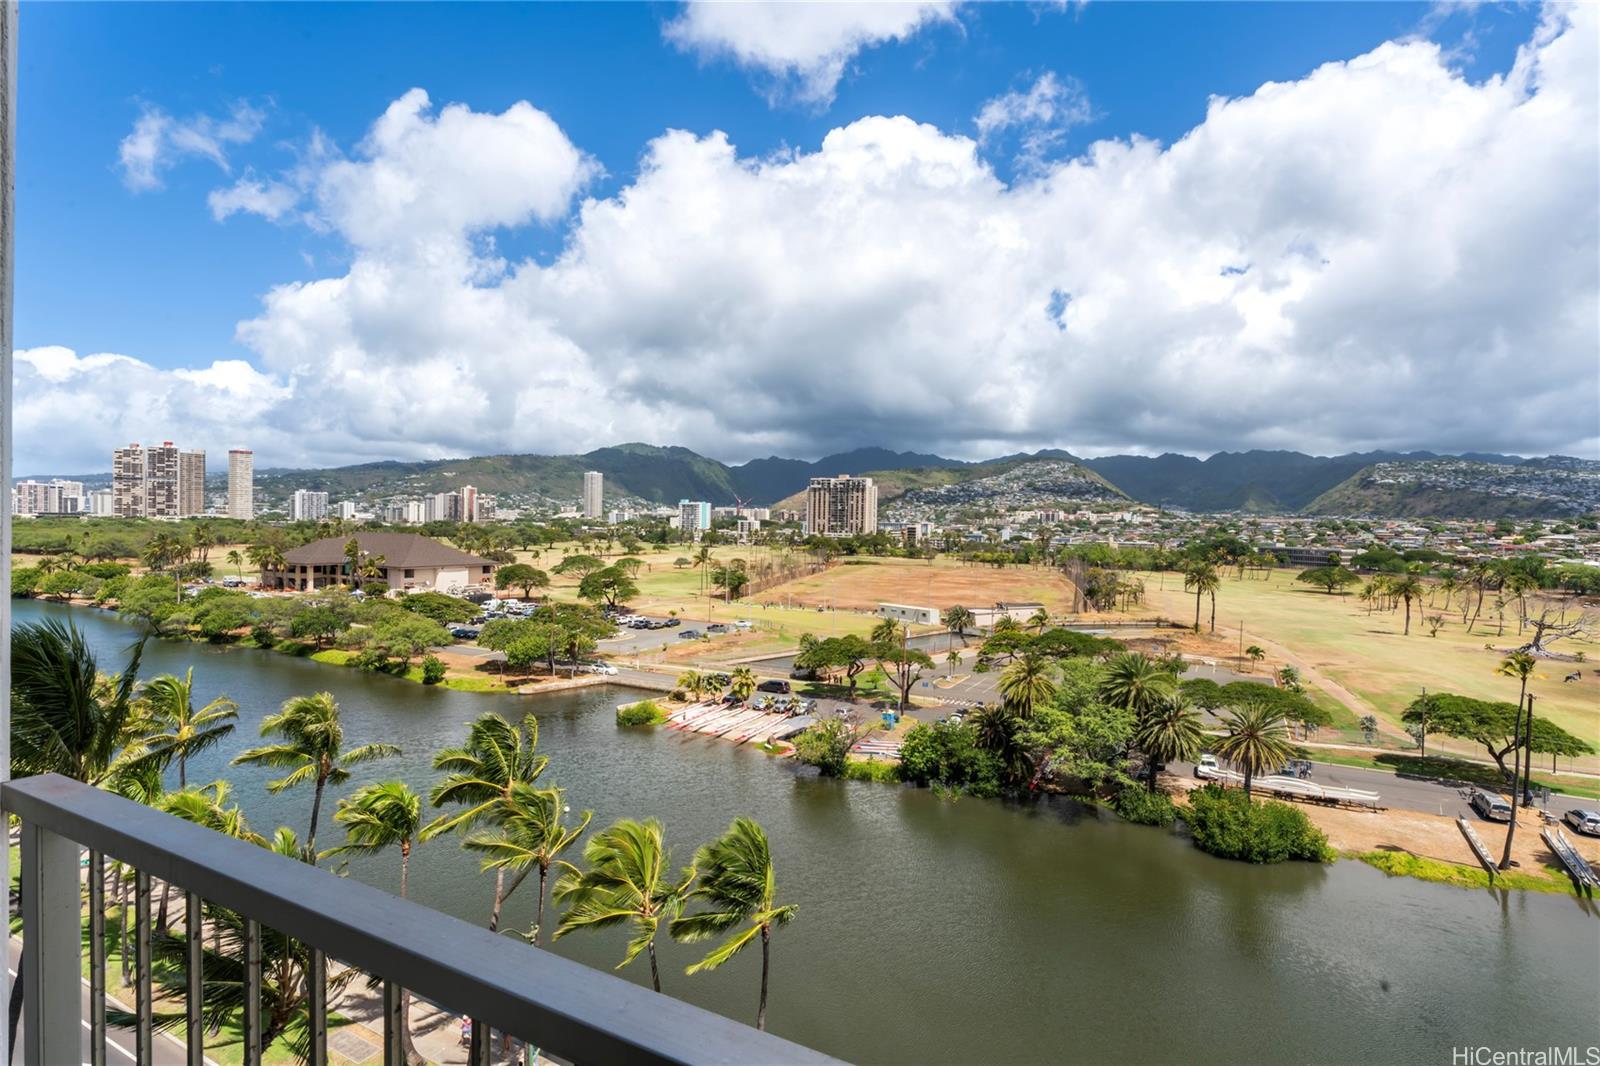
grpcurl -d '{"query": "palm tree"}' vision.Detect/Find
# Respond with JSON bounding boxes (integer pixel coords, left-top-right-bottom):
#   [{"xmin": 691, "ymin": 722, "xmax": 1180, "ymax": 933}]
[
  {"xmin": 1495, "ymin": 651, "xmax": 1537, "ymax": 870},
  {"xmin": 692, "ymin": 546, "xmax": 714, "ymax": 601},
  {"xmin": 1388, "ymin": 574, "xmax": 1424, "ymax": 635},
  {"xmin": 1183, "ymin": 562, "xmax": 1219, "ymax": 632},
  {"xmin": 226, "ymin": 549, "xmax": 244, "ymax": 581},
  {"xmin": 1243, "ymin": 645, "xmax": 1265, "ymax": 673},
  {"xmin": 729, "ymin": 666, "xmax": 758, "ymax": 702},
  {"xmin": 941, "ymin": 605, "xmax": 975, "ymax": 648},
  {"xmin": 946, "ymin": 649, "xmax": 961, "ymax": 678},
  {"xmin": 324, "ymin": 782, "xmax": 425, "ymax": 1065},
  {"xmin": 670, "ymin": 818, "xmax": 797, "ymax": 1030},
  {"xmin": 1133, "ymin": 695, "xmax": 1205, "ymax": 791},
  {"xmin": 969, "ymin": 704, "xmax": 1033, "ymax": 785},
  {"xmin": 463, "ymin": 783, "xmax": 591, "ymax": 946},
  {"xmin": 554, "ymin": 819, "xmax": 693, "ymax": 993},
  {"xmin": 1213, "ymin": 702, "xmax": 1293, "ymax": 799},
  {"xmin": 137, "ymin": 669, "xmax": 238, "ymax": 788},
  {"xmin": 232, "ymin": 692, "xmax": 399, "ymax": 860},
  {"xmin": 424, "ymin": 712, "xmax": 549, "ymax": 931},
  {"xmin": 676, "ymin": 670, "xmax": 708, "ymax": 703},
  {"xmin": 10, "ymin": 618, "xmax": 149, "ymax": 785},
  {"xmin": 997, "ymin": 653, "xmax": 1057, "ymax": 718},
  {"xmin": 1026, "ymin": 608, "xmax": 1051, "ymax": 634},
  {"xmin": 1098, "ymin": 651, "xmax": 1175, "ymax": 717}
]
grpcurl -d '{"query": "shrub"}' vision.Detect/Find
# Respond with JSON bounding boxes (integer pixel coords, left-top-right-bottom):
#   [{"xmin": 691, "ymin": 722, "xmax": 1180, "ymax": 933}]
[
  {"xmin": 79, "ymin": 562, "xmax": 131, "ymax": 580},
  {"xmin": 899, "ymin": 721, "xmax": 1004, "ymax": 798},
  {"xmin": 420, "ymin": 655, "xmax": 447, "ymax": 685},
  {"xmin": 1182, "ymin": 784, "xmax": 1332, "ymax": 864},
  {"xmin": 397, "ymin": 590, "xmax": 478, "ymax": 625},
  {"xmin": 1112, "ymin": 787, "xmax": 1177, "ymax": 827},
  {"xmin": 616, "ymin": 700, "xmax": 668, "ymax": 726},
  {"xmin": 793, "ymin": 719, "xmax": 856, "ymax": 777},
  {"xmin": 352, "ymin": 646, "xmax": 392, "ymax": 672},
  {"xmin": 250, "ymin": 622, "xmax": 278, "ymax": 649},
  {"xmin": 843, "ymin": 759, "xmax": 901, "ymax": 784}
]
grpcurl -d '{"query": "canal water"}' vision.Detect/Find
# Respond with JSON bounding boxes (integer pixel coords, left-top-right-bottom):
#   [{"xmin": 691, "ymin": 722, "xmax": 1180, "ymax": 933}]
[{"xmin": 16, "ymin": 599, "xmax": 1600, "ymax": 1064}]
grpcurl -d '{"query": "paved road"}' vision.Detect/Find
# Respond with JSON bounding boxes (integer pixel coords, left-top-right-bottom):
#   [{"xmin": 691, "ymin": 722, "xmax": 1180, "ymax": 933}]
[
  {"xmin": 1173, "ymin": 759, "xmax": 1596, "ymax": 820},
  {"xmin": 8, "ymin": 938, "xmax": 192, "ymax": 1065}
]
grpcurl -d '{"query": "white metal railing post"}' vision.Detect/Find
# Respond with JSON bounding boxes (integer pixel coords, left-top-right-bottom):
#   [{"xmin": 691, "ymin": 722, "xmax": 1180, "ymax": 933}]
[{"xmin": 19, "ymin": 821, "xmax": 82, "ymax": 1065}]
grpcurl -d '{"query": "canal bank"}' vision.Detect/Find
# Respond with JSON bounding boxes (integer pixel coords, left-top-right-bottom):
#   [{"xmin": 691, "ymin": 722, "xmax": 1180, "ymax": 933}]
[{"xmin": 16, "ymin": 598, "xmax": 1600, "ymax": 1065}]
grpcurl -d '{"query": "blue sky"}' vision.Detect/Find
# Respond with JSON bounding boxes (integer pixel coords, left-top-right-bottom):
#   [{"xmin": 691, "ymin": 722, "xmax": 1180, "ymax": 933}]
[{"xmin": 15, "ymin": 2, "xmax": 1593, "ymax": 472}]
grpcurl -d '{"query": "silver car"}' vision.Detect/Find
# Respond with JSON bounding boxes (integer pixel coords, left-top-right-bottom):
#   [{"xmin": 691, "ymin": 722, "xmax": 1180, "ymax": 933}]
[{"xmin": 1563, "ymin": 809, "xmax": 1600, "ymax": 837}]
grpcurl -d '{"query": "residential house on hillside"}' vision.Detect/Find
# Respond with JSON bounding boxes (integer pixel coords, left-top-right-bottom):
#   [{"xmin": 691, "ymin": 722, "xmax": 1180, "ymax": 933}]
[{"xmin": 261, "ymin": 533, "xmax": 495, "ymax": 593}]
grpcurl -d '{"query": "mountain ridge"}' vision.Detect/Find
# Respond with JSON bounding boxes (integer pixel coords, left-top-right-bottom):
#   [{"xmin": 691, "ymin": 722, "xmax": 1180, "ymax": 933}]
[{"xmin": 37, "ymin": 444, "xmax": 1590, "ymax": 518}]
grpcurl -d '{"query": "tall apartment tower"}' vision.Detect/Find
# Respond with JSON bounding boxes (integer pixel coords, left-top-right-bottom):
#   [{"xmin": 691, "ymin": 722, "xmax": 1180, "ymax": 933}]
[
  {"xmin": 804, "ymin": 475, "xmax": 878, "ymax": 536},
  {"xmin": 291, "ymin": 489, "xmax": 329, "ymax": 522},
  {"xmin": 227, "ymin": 449, "xmax": 254, "ymax": 519},
  {"xmin": 460, "ymin": 485, "xmax": 480, "ymax": 523},
  {"xmin": 143, "ymin": 442, "xmax": 181, "ymax": 517},
  {"xmin": 178, "ymin": 449, "xmax": 207, "ymax": 516},
  {"xmin": 112, "ymin": 444, "xmax": 146, "ymax": 517},
  {"xmin": 582, "ymin": 471, "xmax": 604, "ymax": 518},
  {"xmin": 677, "ymin": 499, "xmax": 711, "ymax": 533}
]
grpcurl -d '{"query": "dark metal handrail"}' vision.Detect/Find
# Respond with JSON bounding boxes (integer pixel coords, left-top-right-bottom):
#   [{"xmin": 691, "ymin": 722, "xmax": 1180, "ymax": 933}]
[{"xmin": 4, "ymin": 773, "xmax": 840, "ymax": 1065}]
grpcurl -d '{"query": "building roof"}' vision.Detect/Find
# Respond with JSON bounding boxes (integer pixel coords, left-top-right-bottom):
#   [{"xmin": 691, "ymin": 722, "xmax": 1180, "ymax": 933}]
[{"xmin": 281, "ymin": 533, "xmax": 493, "ymax": 569}]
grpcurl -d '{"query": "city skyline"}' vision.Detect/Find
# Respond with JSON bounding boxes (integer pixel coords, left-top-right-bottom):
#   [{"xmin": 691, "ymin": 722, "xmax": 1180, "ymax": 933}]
[{"xmin": 12, "ymin": 2, "xmax": 1596, "ymax": 474}]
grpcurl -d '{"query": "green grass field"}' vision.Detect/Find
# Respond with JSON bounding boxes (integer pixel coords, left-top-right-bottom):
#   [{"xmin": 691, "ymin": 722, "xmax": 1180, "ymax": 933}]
[{"xmin": 1138, "ymin": 568, "xmax": 1599, "ymax": 758}]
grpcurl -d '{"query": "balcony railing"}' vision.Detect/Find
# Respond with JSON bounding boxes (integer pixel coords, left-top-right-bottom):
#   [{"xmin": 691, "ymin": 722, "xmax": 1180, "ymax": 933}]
[{"xmin": 3, "ymin": 773, "xmax": 840, "ymax": 1065}]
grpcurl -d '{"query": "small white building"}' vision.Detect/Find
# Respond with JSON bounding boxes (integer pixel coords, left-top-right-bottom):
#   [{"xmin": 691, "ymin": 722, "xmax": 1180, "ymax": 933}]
[{"xmin": 876, "ymin": 603, "xmax": 940, "ymax": 626}]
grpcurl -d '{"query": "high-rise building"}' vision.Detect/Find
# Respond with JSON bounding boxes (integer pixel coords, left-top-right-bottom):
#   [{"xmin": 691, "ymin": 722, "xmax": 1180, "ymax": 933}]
[
  {"xmin": 112, "ymin": 444, "xmax": 146, "ymax": 517},
  {"xmin": 143, "ymin": 442, "xmax": 181, "ymax": 517},
  {"xmin": 292, "ymin": 489, "xmax": 330, "ymax": 522},
  {"xmin": 678, "ymin": 499, "xmax": 711, "ymax": 533},
  {"xmin": 461, "ymin": 485, "xmax": 480, "ymax": 523},
  {"xmin": 87, "ymin": 489, "xmax": 114, "ymax": 516},
  {"xmin": 228, "ymin": 449, "xmax": 254, "ymax": 519},
  {"xmin": 178, "ymin": 449, "xmax": 207, "ymax": 516},
  {"xmin": 582, "ymin": 471, "xmax": 604, "ymax": 518},
  {"xmin": 335, "ymin": 500, "xmax": 358, "ymax": 521},
  {"xmin": 11, "ymin": 479, "xmax": 83, "ymax": 515},
  {"xmin": 804, "ymin": 475, "xmax": 878, "ymax": 536}
]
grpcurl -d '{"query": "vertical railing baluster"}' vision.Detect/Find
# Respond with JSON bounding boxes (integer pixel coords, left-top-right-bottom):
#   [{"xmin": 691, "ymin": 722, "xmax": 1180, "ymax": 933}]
[
  {"xmin": 309, "ymin": 949, "xmax": 328, "ymax": 1066},
  {"xmin": 136, "ymin": 870, "xmax": 153, "ymax": 1064},
  {"xmin": 382, "ymin": 980, "xmax": 402, "ymax": 1066},
  {"xmin": 470, "ymin": 1019, "xmax": 493, "ymax": 1066},
  {"xmin": 186, "ymin": 890, "xmax": 204, "ymax": 1066},
  {"xmin": 20, "ymin": 822, "xmax": 81, "ymax": 1065},
  {"xmin": 89, "ymin": 849, "xmax": 107, "ymax": 1066},
  {"xmin": 243, "ymin": 917, "xmax": 262, "ymax": 1066}
]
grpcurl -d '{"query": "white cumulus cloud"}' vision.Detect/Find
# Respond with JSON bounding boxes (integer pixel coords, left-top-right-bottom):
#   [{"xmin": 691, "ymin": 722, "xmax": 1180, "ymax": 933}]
[
  {"xmin": 17, "ymin": 5, "xmax": 1598, "ymax": 473},
  {"xmin": 664, "ymin": 0, "xmax": 960, "ymax": 106},
  {"xmin": 118, "ymin": 101, "xmax": 266, "ymax": 192}
]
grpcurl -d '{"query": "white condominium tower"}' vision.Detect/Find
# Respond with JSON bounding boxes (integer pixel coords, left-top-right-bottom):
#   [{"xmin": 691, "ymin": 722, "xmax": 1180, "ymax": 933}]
[
  {"xmin": 582, "ymin": 470, "xmax": 604, "ymax": 518},
  {"xmin": 228, "ymin": 449, "xmax": 254, "ymax": 519},
  {"xmin": 804, "ymin": 475, "xmax": 878, "ymax": 536},
  {"xmin": 291, "ymin": 489, "xmax": 329, "ymax": 522}
]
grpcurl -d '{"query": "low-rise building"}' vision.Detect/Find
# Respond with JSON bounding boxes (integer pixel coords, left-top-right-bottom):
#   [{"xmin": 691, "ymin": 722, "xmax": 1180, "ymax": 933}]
[{"xmin": 260, "ymin": 532, "xmax": 496, "ymax": 594}]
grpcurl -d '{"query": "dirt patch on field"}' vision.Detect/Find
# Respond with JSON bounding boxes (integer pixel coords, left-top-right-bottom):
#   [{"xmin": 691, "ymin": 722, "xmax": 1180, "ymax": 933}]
[{"xmin": 757, "ymin": 559, "xmax": 1080, "ymax": 614}]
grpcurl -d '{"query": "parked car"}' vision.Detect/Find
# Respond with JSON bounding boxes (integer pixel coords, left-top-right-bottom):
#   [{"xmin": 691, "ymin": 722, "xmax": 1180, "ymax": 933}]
[
  {"xmin": 1470, "ymin": 790, "xmax": 1513, "ymax": 823},
  {"xmin": 707, "ymin": 623, "xmax": 729, "ymax": 634},
  {"xmin": 734, "ymin": 619, "xmax": 753, "ymax": 630},
  {"xmin": 678, "ymin": 630, "xmax": 703, "ymax": 640},
  {"xmin": 464, "ymin": 590, "xmax": 493, "ymax": 604},
  {"xmin": 757, "ymin": 679, "xmax": 791, "ymax": 694},
  {"xmin": 448, "ymin": 626, "xmax": 480, "ymax": 639},
  {"xmin": 664, "ymin": 617, "xmax": 681, "ymax": 627},
  {"xmin": 1195, "ymin": 753, "xmax": 1221, "ymax": 779},
  {"xmin": 1563, "ymin": 809, "xmax": 1600, "ymax": 837}
]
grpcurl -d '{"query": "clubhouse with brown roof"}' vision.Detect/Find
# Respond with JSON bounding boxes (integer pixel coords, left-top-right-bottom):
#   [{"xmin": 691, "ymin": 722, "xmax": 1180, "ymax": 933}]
[{"xmin": 261, "ymin": 532, "xmax": 496, "ymax": 594}]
